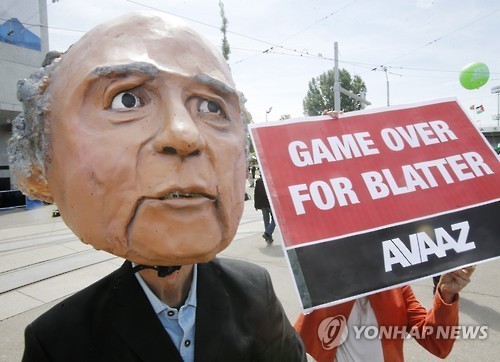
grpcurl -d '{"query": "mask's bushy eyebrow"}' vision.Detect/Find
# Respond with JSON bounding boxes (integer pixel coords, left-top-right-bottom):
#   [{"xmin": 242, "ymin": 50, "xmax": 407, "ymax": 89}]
[
  {"xmin": 194, "ymin": 74, "xmax": 237, "ymax": 97},
  {"xmin": 92, "ymin": 62, "xmax": 160, "ymax": 78}
]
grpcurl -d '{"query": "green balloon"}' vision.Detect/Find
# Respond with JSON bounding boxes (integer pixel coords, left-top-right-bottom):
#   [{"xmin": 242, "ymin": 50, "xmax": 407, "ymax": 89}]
[{"xmin": 459, "ymin": 62, "xmax": 489, "ymax": 90}]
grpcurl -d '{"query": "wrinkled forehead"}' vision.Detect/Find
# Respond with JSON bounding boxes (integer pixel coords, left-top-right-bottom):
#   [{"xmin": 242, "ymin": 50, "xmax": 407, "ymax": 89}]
[{"xmin": 53, "ymin": 12, "xmax": 234, "ymax": 92}]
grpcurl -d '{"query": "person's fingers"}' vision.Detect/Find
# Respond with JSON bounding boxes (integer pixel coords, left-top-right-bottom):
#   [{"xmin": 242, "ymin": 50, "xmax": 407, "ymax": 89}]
[
  {"xmin": 463, "ymin": 265, "xmax": 476, "ymax": 276},
  {"xmin": 452, "ymin": 266, "xmax": 476, "ymax": 282},
  {"xmin": 437, "ymin": 266, "xmax": 476, "ymax": 296},
  {"xmin": 441, "ymin": 266, "xmax": 475, "ymax": 293},
  {"xmin": 446, "ymin": 271, "xmax": 470, "ymax": 285},
  {"xmin": 444, "ymin": 265, "xmax": 476, "ymax": 280},
  {"xmin": 450, "ymin": 274, "xmax": 470, "ymax": 290}
]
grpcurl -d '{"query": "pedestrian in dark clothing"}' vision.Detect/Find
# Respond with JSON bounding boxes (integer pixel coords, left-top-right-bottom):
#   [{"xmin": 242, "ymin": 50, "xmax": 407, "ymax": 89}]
[
  {"xmin": 254, "ymin": 177, "xmax": 275, "ymax": 244},
  {"xmin": 247, "ymin": 166, "xmax": 255, "ymax": 187}
]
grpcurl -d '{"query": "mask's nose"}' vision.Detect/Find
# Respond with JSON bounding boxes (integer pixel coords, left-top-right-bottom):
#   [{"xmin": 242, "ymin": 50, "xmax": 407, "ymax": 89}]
[{"xmin": 152, "ymin": 103, "xmax": 206, "ymax": 157}]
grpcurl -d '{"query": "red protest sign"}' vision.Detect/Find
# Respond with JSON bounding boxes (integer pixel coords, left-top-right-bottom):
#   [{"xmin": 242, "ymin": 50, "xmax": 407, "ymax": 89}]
[{"xmin": 250, "ymin": 99, "xmax": 500, "ymax": 311}]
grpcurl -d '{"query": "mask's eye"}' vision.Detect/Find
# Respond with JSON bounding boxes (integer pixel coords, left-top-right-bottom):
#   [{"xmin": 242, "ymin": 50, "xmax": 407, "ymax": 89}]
[
  {"xmin": 110, "ymin": 92, "xmax": 142, "ymax": 109},
  {"xmin": 198, "ymin": 99, "xmax": 223, "ymax": 116}
]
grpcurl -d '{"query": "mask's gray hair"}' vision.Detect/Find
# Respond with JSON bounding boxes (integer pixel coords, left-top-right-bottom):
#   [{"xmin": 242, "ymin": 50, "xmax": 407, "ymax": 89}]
[
  {"xmin": 238, "ymin": 92, "xmax": 251, "ymax": 167},
  {"xmin": 7, "ymin": 52, "xmax": 62, "ymax": 202}
]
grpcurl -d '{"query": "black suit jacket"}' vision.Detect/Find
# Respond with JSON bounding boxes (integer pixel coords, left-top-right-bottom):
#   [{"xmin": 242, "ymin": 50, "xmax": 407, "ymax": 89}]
[{"xmin": 22, "ymin": 258, "xmax": 305, "ymax": 361}]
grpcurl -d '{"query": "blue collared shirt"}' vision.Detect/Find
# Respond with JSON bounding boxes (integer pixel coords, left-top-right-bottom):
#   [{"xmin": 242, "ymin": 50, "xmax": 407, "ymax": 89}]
[{"xmin": 134, "ymin": 265, "xmax": 198, "ymax": 362}]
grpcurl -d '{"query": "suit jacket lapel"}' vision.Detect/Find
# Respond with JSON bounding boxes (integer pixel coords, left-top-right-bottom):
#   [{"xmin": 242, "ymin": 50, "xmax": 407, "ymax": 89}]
[
  {"xmin": 110, "ymin": 261, "xmax": 183, "ymax": 362},
  {"xmin": 194, "ymin": 261, "xmax": 230, "ymax": 361}
]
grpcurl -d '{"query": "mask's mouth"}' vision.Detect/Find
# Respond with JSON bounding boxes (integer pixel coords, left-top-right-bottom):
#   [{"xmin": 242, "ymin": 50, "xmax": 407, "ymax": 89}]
[{"xmin": 160, "ymin": 191, "xmax": 216, "ymax": 200}]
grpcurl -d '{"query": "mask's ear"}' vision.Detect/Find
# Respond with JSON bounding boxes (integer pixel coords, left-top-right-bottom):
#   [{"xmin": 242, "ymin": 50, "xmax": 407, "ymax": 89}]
[
  {"xmin": 8, "ymin": 112, "xmax": 53, "ymax": 203},
  {"xmin": 8, "ymin": 58, "xmax": 58, "ymax": 204}
]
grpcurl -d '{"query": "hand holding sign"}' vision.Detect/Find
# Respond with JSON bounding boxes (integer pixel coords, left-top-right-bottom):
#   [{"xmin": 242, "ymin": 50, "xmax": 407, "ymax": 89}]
[{"xmin": 438, "ymin": 265, "xmax": 476, "ymax": 303}]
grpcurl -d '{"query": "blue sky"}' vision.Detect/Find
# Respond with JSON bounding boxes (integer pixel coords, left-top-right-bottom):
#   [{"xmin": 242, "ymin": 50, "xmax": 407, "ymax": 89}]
[{"xmin": 42, "ymin": 0, "xmax": 500, "ymax": 125}]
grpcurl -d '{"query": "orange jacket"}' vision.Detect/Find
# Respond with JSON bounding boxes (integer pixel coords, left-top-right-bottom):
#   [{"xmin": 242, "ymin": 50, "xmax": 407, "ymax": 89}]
[{"xmin": 294, "ymin": 286, "xmax": 458, "ymax": 362}]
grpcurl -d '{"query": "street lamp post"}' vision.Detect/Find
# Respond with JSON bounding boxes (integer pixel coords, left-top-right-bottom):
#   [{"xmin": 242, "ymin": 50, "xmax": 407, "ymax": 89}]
[
  {"xmin": 266, "ymin": 107, "xmax": 272, "ymax": 122},
  {"xmin": 383, "ymin": 66, "xmax": 390, "ymax": 107},
  {"xmin": 492, "ymin": 85, "xmax": 500, "ymax": 126}
]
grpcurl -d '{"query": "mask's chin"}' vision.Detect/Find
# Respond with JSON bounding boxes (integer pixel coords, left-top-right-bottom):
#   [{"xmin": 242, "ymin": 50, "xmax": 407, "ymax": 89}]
[
  {"xmin": 123, "ymin": 239, "xmax": 227, "ymax": 266},
  {"xmin": 124, "ymin": 200, "xmax": 231, "ymax": 265},
  {"xmin": 126, "ymin": 210, "xmax": 231, "ymax": 266}
]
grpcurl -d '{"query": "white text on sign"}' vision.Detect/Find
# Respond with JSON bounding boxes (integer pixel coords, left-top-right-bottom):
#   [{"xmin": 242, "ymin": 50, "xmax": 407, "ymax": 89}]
[{"xmin": 382, "ymin": 221, "xmax": 475, "ymax": 272}]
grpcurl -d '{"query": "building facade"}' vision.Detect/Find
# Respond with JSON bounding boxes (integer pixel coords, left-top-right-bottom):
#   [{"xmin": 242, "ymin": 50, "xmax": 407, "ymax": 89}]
[{"xmin": 0, "ymin": 0, "xmax": 48, "ymax": 192}]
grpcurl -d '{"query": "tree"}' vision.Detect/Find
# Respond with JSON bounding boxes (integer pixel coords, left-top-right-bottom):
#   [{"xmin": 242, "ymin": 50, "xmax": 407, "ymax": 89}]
[
  {"xmin": 219, "ymin": 1, "xmax": 230, "ymax": 60},
  {"xmin": 280, "ymin": 114, "xmax": 291, "ymax": 120},
  {"xmin": 303, "ymin": 69, "xmax": 367, "ymax": 116},
  {"xmin": 238, "ymin": 92, "xmax": 255, "ymax": 156},
  {"xmin": 217, "ymin": 1, "xmax": 255, "ymax": 157}
]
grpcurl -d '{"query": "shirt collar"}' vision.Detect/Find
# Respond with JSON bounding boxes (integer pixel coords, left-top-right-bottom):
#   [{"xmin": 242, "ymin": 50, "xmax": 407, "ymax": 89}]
[{"xmin": 133, "ymin": 264, "xmax": 198, "ymax": 314}]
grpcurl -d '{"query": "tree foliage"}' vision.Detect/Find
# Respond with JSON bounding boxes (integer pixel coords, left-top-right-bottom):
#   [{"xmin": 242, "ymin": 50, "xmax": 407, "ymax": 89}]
[
  {"xmin": 217, "ymin": 2, "xmax": 255, "ymax": 157},
  {"xmin": 219, "ymin": 1, "xmax": 230, "ymax": 60},
  {"xmin": 303, "ymin": 69, "xmax": 367, "ymax": 116},
  {"xmin": 238, "ymin": 92, "xmax": 255, "ymax": 156}
]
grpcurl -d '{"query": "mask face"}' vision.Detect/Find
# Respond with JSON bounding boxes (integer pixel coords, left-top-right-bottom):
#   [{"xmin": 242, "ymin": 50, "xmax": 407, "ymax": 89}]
[{"xmin": 45, "ymin": 12, "xmax": 247, "ymax": 265}]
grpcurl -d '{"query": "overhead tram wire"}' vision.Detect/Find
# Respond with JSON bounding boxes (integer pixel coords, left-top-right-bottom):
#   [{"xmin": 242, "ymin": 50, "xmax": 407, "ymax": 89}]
[
  {"xmin": 277, "ymin": 0, "xmax": 358, "ymax": 45},
  {"xmin": 125, "ymin": 0, "xmax": 275, "ymax": 46},
  {"xmin": 232, "ymin": 1, "xmax": 358, "ymax": 65},
  {"xmin": 386, "ymin": 8, "xmax": 500, "ymax": 65},
  {"xmin": 257, "ymin": 46, "xmax": 500, "ymax": 84},
  {"xmin": 18, "ymin": 2, "xmax": 496, "ymax": 83},
  {"xmin": 0, "ymin": 17, "xmax": 86, "ymax": 35},
  {"xmin": 20, "ymin": 0, "xmax": 57, "ymax": 32},
  {"xmin": 42, "ymin": 0, "xmax": 477, "ymax": 78},
  {"xmin": 123, "ymin": 0, "xmax": 500, "ymax": 80},
  {"xmin": 370, "ymin": 8, "xmax": 500, "ymax": 79},
  {"xmin": 0, "ymin": 16, "xmax": 369, "ymax": 74},
  {"xmin": 125, "ymin": 0, "xmax": 358, "ymax": 66},
  {"xmin": 0, "ymin": 16, "xmax": 85, "ymax": 68},
  {"xmin": 3, "ymin": 16, "xmax": 495, "ymax": 83}
]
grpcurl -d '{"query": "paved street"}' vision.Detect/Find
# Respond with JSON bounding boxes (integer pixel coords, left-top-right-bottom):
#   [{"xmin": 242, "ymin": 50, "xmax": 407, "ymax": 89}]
[{"xmin": 0, "ymin": 191, "xmax": 498, "ymax": 361}]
